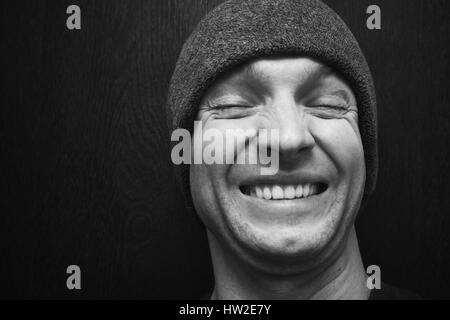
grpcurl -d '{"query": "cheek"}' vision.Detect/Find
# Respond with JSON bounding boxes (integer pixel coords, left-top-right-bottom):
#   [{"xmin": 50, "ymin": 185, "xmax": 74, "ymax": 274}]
[
  {"xmin": 309, "ymin": 117, "xmax": 365, "ymax": 175},
  {"xmin": 190, "ymin": 163, "xmax": 217, "ymax": 225},
  {"xmin": 190, "ymin": 162, "xmax": 235, "ymax": 236},
  {"xmin": 190, "ymin": 162, "xmax": 230, "ymax": 212}
]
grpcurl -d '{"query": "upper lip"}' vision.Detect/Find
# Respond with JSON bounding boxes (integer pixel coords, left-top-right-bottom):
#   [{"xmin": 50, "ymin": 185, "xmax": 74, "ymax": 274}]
[{"xmin": 238, "ymin": 171, "xmax": 330, "ymax": 187}]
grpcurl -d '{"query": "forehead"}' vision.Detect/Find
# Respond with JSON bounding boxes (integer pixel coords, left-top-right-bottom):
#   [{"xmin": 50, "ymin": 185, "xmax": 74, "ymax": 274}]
[
  {"xmin": 242, "ymin": 57, "xmax": 332, "ymax": 83},
  {"xmin": 204, "ymin": 57, "xmax": 353, "ymax": 97}
]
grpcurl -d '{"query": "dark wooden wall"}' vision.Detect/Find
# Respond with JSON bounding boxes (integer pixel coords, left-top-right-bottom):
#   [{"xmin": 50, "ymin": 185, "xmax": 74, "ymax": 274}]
[{"xmin": 2, "ymin": 0, "xmax": 449, "ymax": 299}]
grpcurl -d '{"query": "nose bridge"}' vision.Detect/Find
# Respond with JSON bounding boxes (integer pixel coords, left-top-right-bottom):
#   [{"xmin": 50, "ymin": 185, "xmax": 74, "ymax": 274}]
[{"xmin": 271, "ymin": 93, "xmax": 315, "ymax": 156}]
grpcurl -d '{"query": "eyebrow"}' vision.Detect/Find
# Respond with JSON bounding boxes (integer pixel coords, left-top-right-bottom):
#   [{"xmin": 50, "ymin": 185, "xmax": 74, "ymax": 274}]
[{"xmin": 326, "ymin": 89, "xmax": 353, "ymax": 103}]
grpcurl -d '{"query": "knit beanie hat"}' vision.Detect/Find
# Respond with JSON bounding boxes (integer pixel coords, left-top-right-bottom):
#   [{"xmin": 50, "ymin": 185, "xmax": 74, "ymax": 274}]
[{"xmin": 167, "ymin": 0, "xmax": 378, "ymax": 209}]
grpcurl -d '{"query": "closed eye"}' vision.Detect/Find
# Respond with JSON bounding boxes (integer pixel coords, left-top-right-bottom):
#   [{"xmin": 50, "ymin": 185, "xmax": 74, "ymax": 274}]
[
  {"xmin": 312, "ymin": 104, "xmax": 348, "ymax": 110},
  {"xmin": 208, "ymin": 104, "xmax": 257, "ymax": 119},
  {"xmin": 306, "ymin": 104, "xmax": 356, "ymax": 119},
  {"xmin": 211, "ymin": 104, "xmax": 253, "ymax": 110}
]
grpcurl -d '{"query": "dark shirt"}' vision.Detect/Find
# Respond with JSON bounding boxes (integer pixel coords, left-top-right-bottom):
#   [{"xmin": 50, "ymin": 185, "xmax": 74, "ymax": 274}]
[
  {"xmin": 368, "ymin": 282, "xmax": 421, "ymax": 300},
  {"xmin": 201, "ymin": 282, "xmax": 421, "ymax": 300}
]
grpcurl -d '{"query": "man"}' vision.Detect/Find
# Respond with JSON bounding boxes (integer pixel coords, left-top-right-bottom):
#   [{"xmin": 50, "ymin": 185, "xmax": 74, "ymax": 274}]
[{"xmin": 167, "ymin": 0, "xmax": 417, "ymax": 299}]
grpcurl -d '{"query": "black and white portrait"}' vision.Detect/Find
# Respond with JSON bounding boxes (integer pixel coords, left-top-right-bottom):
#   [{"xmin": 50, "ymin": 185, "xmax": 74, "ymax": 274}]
[{"xmin": 2, "ymin": 0, "xmax": 449, "ymax": 302}]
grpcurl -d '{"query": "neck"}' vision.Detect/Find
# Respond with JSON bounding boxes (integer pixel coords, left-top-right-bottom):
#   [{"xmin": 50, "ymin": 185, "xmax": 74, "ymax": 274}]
[{"xmin": 208, "ymin": 226, "xmax": 369, "ymax": 300}]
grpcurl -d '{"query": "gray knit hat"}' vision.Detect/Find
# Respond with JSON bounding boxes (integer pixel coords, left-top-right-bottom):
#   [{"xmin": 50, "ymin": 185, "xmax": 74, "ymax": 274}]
[{"xmin": 167, "ymin": 0, "xmax": 377, "ymax": 208}]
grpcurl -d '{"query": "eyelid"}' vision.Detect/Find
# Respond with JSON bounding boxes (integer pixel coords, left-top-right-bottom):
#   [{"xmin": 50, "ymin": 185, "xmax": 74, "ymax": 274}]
[
  {"xmin": 348, "ymin": 105, "xmax": 358, "ymax": 112},
  {"xmin": 307, "ymin": 94, "xmax": 357, "ymax": 109},
  {"xmin": 313, "ymin": 104, "xmax": 357, "ymax": 111},
  {"xmin": 313, "ymin": 103, "xmax": 346, "ymax": 108},
  {"xmin": 305, "ymin": 105, "xmax": 358, "ymax": 120},
  {"xmin": 205, "ymin": 99, "xmax": 254, "ymax": 110},
  {"xmin": 210, "ymin": 104, "xmax": 253, "ymax": 109},
  {"xmin": 308, "ymin": 91, "xmax": 351, "ymax": 104}
]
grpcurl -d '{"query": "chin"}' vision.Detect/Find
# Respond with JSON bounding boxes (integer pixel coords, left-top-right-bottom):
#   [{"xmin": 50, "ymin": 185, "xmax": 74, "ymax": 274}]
[
  {"xmin": 191, "ymin": 163, "xmax": 364, "ymax": 274},
  {"xmin": 228, "ymin": 200, "xmax": 344, "ymax": 261},
  {"xmin": 214, "ymin": 184, "xmax": 356, "ymax": 272}
]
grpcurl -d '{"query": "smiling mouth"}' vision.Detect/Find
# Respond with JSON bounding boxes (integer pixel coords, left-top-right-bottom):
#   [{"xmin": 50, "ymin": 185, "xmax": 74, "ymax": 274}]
[{"xmin": 239, "ymin": 183, "xmax": 328, "ymax": 200}]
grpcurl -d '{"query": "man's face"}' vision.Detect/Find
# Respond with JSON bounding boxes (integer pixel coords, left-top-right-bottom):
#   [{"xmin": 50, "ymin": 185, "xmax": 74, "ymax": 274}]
[{"xmin": 190, "ymin": 57, "xmax": 365, "ymax": 272}]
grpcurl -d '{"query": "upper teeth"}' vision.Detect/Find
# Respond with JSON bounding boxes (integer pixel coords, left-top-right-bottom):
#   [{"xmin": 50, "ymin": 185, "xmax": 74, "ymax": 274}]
[{"xmin": 247, "ymin": 184, "xmax": 320, "ymax": 200}]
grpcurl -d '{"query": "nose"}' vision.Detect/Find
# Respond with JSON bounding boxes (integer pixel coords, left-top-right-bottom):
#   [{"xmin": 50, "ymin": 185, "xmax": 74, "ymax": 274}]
[{"xmin": 270, "ymin": 97, "xmax": 315, "ymax": 160}]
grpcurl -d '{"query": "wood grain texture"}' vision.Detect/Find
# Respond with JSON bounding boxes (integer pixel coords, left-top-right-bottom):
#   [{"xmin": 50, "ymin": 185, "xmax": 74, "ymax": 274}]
[{"xmin": 1, "ymin": 0, "xmax": 449, "ymax": 298}]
